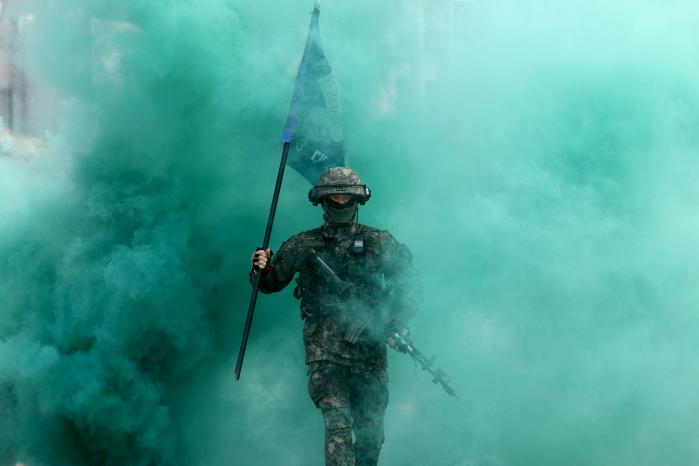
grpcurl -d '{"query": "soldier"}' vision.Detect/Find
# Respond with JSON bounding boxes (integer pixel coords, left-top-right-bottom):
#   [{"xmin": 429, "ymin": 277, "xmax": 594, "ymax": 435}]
[{"xmin": 250, "ymin": 167, "xmax": 419, "ymax": 466}]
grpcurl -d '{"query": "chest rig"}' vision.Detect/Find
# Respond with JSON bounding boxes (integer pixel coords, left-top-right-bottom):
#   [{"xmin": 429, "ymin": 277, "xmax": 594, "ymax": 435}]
[{"xmin": 294, "ymin": 225, "xmax": 381, "ymax": 319}]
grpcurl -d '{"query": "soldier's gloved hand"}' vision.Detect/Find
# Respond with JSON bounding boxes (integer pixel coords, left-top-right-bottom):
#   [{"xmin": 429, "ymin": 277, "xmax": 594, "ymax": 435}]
[
  {"xmin": 386, "ymin": 325, "xmax": 410, "ymax": 352},
  {"xmin": 251, "ymin": 248, "xmax": 272, "ymax": 271}
]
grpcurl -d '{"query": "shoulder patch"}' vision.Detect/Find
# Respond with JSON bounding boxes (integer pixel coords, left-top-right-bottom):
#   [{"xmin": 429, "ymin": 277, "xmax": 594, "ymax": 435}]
[{"xmin": 375, "ymin": 229, "xmax": 413, "ymax": 266}]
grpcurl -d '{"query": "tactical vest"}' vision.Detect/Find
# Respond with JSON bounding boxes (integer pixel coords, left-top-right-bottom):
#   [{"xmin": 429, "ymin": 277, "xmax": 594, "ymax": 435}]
[{"xmin": 293, "ymin": 224, "xmax": 385, "ymax": 322}]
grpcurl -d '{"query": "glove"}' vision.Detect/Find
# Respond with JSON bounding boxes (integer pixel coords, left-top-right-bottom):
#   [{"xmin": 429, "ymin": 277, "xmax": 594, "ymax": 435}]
[
  {"xmin": 386, "ymin": 323, "xmax": 410, "ymax": 352},
  {"xmin": 251, "ymin": 248, "xmax": 272, "ymax": 271},
  {"xmin": 249, "ymin": 248, "xmax": 273, "ymax": 285}
]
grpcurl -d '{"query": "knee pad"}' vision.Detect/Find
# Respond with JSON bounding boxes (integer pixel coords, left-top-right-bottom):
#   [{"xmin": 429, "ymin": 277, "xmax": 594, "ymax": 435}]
[{"xmin": 322, "ymin": 406, "xmax": 353, "ymax": 432}]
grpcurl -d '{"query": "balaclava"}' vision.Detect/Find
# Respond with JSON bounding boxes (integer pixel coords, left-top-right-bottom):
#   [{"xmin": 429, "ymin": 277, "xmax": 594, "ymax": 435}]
[{"xmin": 322, "ymin": 197, "xmax": 358, "ymax": 225}]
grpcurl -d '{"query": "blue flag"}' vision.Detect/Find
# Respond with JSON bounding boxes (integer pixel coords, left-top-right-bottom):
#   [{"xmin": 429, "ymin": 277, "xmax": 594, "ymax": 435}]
[{"xmin": 282, "ymin": 7, "xmax": 345, "ymax": 185}]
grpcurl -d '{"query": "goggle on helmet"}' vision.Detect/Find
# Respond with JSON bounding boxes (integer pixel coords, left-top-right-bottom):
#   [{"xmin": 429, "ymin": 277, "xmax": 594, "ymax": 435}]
[
  {"xmin": 307, "ymin": 183, "xmax": 372, "ymax": 206},
  {"xmin": 307, "ymin": 167, "xmax": 372, "ymax": 206}
]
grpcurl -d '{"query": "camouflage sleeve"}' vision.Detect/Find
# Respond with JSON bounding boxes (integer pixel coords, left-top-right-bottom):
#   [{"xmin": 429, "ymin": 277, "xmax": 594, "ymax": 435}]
[
  {"xmin": 379, "ymin": 231, "xmax": 422, "ymax": 323},
  {"xmin": 257, "ymin": 234, "xmax": 306, "ymax": 294}
]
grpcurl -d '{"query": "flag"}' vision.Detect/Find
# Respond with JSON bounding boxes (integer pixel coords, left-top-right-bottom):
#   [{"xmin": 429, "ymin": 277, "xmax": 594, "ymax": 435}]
[{"xmin": 282, "ymin": 7, "xmax": 345, "ymax": 185}]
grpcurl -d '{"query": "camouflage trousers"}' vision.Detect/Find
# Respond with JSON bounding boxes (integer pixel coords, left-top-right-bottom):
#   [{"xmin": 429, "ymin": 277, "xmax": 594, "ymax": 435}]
[{"xmin": 307, "ymin": 361, "xmax": 389, "ymax": 466}]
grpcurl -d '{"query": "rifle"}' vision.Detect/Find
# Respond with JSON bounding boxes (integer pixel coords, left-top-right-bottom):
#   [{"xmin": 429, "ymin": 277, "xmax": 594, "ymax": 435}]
[
  {"xmin": 306, "ymin": 249, "xmax": 370, "ymax": 342},
  {"xmin": 385, "ymin": 322, "xmax": 459, "ymax": 400},
  {"xmin": 307, "ymin": 249, "xmax": 459, "ymax": 399}
]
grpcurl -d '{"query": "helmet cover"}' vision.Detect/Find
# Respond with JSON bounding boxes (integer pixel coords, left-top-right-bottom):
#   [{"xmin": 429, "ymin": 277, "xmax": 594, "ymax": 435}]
[{"xmin": 308, "ymin": 167, "xmax": 371, "ymax": 205}]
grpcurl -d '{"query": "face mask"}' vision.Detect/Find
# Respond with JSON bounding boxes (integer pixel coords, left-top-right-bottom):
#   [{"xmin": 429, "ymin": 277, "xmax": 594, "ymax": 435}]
[{"xmin": 322, "ymin": 198, "xmax": 358, "ymax": 225}]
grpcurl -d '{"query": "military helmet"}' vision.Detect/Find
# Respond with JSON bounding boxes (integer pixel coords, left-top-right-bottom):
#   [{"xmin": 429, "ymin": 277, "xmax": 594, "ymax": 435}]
[{"xmin": 308, "ymin": 167, "xmax": 372, "ymax": 206}]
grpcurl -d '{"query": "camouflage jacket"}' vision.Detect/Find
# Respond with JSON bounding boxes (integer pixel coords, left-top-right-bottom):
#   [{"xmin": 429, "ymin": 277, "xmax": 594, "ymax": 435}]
[{"xmin": 257, "ymin": 223, "xmax": 419, "ymax": 371}]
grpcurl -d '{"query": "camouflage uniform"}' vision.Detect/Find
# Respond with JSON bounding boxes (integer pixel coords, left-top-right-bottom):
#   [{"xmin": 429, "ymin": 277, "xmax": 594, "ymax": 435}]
[{"xmin": 255, "ymin": 168, "xmax": 418, "ymax": 466}]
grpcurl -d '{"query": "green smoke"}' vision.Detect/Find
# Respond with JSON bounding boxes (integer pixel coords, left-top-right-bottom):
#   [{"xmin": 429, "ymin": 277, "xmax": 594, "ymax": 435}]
[{"xmin": 1, "ymin": 1, "xmax": 698, "ymax": 465}]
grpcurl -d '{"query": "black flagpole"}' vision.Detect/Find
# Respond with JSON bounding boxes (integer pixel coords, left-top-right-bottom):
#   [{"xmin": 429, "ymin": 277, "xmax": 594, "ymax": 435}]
[
  {"xmin": 235, "ymin": 1, "xmax": 321, "ymax": 380},
  {"xmin": 235, "ymin": 141, "xmax": 291, "ymax": 380}
]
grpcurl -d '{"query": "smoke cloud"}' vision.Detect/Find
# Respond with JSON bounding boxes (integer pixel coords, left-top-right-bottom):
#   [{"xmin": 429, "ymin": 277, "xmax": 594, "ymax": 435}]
[{"xmin": 1, "ymin": 1, "xmax": 698, "ymax": 465}]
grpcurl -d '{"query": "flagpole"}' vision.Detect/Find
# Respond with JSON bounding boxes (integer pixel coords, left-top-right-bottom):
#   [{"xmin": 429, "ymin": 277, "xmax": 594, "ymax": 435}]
[
  {"xmin": 235, "ymin": 141, "xmax": 291, "ymax": 380},
  {"xmin": 235, "ymin": 0, "xmax": 321, "ymax": 380}
]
